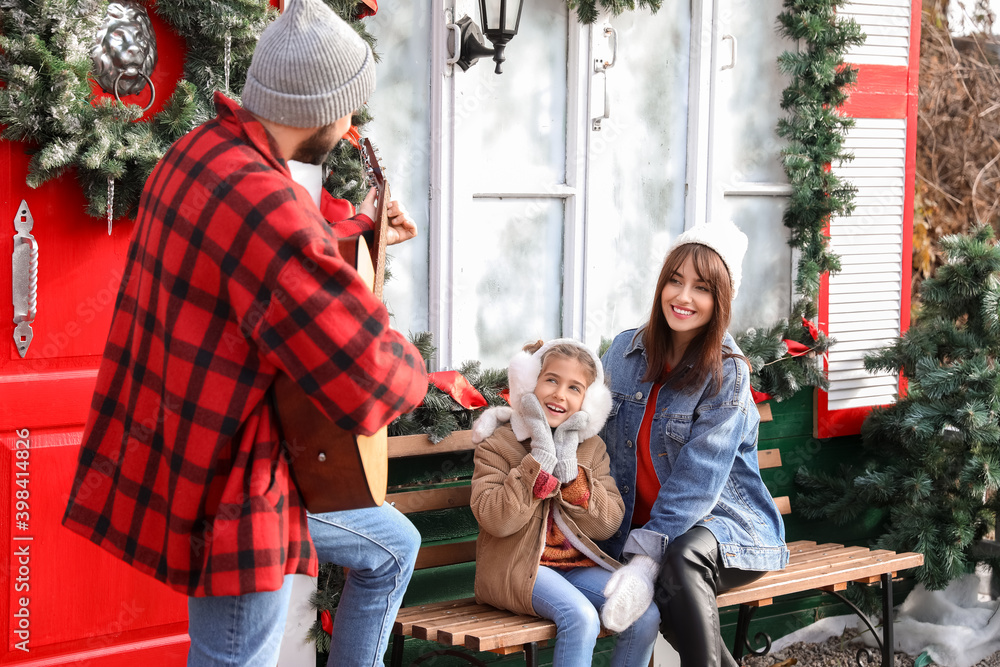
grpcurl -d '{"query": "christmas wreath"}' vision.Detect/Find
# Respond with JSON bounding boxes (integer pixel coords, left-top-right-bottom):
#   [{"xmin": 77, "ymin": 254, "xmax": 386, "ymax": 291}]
[{"xmin": 0, "ymin": 0, "xmax": 375, "ymax": 223}]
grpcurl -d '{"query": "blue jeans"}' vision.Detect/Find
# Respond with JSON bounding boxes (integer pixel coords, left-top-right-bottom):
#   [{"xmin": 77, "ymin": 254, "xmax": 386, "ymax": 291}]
[
  {"xmin": 308, "ymin": 503, "xmax": 421, "ymax": 667},
  {"xmin": 187, "ymin": 575, "xmax": 295, "ymax": 667},
  {"xmin": 531, "ymin": 565, "xmax": 660, "ymax": 667},
  {"xmin": 186, "ymin": 503, "xmax": 420, "ymax": 667}
]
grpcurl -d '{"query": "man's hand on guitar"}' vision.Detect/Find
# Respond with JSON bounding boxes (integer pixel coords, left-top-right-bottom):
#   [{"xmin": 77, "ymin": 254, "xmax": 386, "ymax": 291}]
[
  {"xmin": 385, "ymin": 199, "xmax": 417, "ymax": 246},
  {"xmin": 359, "ymin": 186, "xmax": 417, "ymax": 246}
]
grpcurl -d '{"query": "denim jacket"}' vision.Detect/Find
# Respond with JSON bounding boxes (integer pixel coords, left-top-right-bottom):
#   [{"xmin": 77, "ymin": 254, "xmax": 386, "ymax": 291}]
[{"xmin": 596, "ymin": 328, "xmax": 789, "ymax": 572}]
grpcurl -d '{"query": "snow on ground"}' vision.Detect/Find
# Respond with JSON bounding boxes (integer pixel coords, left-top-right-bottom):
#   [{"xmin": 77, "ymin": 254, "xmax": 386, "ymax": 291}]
[{"xmin": 743, "ymin": 573, "xmax": 1000, "ymax": 666}]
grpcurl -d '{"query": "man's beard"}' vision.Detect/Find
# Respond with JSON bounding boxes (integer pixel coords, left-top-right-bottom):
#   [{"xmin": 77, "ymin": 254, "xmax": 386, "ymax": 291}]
[{"xmin": 291, "ymin": 124, "xmax": 341, "ymax": 165}]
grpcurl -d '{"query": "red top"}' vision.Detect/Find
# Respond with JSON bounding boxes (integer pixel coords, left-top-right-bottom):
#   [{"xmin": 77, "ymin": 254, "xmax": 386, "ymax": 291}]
[
  {"xmin": 63, "ymin": 93, "xmax": 428, "ymax": 597},
  {"xmin": 632, "ymin": 382, "xmax": 664, "ymax": 526}
]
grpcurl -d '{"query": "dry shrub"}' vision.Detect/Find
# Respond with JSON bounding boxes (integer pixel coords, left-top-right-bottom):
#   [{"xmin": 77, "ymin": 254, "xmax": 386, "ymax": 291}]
[{"xmin": 914, "ymin": 8, "xmax": 1000, "ymax": 286}]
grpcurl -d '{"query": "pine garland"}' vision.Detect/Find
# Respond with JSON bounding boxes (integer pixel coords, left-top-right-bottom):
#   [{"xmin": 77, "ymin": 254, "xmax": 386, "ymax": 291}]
[
  {"xmin": 736, "ymin": 298, "xmax": 834, "ymax": 401},
  {"xmin": 775, "ymin": 0, "xmax": 865, "ymax": 304},
  {"xmin": 0, "ymin": 0, "xmax": 373, "ymax": 221},
  {"xmin": 565, "ymin": 0, "xmax": 662, "ymax": 24},
  {"xmin": 388, "ymin": 332, "xmax": 510, "ymax": 442}
]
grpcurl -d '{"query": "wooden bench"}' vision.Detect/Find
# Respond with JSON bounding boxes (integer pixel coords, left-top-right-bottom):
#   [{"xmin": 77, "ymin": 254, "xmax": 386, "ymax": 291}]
[{"xmin": 385, "ymin": 429, "xmax": 924, "ymax": 667}]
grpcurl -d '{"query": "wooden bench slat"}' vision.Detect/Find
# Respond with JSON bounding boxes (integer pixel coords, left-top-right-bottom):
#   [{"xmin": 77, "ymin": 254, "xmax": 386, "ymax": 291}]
[
  {"xmin": 394, "ymin": 597, "xmax": 477, "ymax": 621},
  {"xmin": 389, "ymin": 431, "xmax": 475, "ymax": 458},
  {"xmin": 734, "ymin": 548, "xmax": 905, "ymax": 584},
  {"xmin": 773, "ymin": 495, "xmax": 791, "ymax": 514},
  {"xmin": 718, "ymin": 551, "xmax": 924, "ymax": 607},
  {"xmin": 758, "ymin": 448, "xmax": 781, "ymax": 469},
  {"xmin": 414, "ymin": 540, "xmax": 477, "ymax": 570},
  {"xmin": 468, "ymin": 618, "xmax": 559, "ymax": 652},
  {"xmin": 438, "ymin": 613, "xmax": 543, "ymax": 645},
  {"xmin": 387, "ymin": 431, "xmax": 780, "ymax": 470},
  {"xmin": 784, "ymin": 545, "xmax": 873, "ymax": 567},
  {"xmin": 393, "ymin": 599, "xmax": 486, "ymax": 634},
  {"xmin": 389, "ymin": 485, "xmax": 473, "ymax": 514},
  {"xmin": 488, "ymin": 644, "xmax": 533, "ymax": 655},
  {"xmin": 413, "ymin": 609, "xmax": 515, "ymax": 641},
  {"xmin": 739, "ymin": 548, "xmax": 896, "ymax": 587}
]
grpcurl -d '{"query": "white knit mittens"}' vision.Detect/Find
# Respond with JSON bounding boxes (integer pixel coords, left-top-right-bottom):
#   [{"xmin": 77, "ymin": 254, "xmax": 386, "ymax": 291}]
[
  {"xmin": 552, "ymin": 411, "xmax": 589, "ymax": 484},
  {"xmin": 601, "ymin": 554, "xmax": 660, "ymax": 632},
  {"xmin": 519, "ymin": 394, "xmax": 557, "ymax": 473}
]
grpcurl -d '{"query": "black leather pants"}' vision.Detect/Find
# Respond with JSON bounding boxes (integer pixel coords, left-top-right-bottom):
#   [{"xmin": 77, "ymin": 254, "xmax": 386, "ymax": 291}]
[{"xmin": 653, "ymin": 526, "xmax": 765, "ymax": 667}]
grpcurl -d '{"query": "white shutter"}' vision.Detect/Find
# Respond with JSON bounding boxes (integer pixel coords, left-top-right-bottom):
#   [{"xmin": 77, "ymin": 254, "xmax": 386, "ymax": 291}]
[
  {"xmin": 841, "ymin": 1, "xmax": 912, "ymax": 66},
  {"xmin": 825, "ymin": 118, "xmax": 907, "ymax": 412}
]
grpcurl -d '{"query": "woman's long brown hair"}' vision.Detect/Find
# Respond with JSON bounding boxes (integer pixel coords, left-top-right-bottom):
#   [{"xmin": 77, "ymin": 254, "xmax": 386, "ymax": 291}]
[{"xmin": 641, "ymin": 243, "xmax": 748, "ymax": 395}]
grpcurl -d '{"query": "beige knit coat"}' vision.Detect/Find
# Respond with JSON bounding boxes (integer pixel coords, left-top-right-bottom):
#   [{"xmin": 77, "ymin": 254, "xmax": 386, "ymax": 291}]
[{"xmin": 470, "ymin": 425, "xmax": 626, "ymax": 616}]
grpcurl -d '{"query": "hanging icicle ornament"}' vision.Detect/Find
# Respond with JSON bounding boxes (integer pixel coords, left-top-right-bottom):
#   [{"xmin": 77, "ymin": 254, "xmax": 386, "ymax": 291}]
[
  {"xmin": 224, "ymin": 29, "xmax": 231, "ymax": 94},
  {"xmin": 107, "ymin": 176, "xmax": 115, "ymax": 235}
]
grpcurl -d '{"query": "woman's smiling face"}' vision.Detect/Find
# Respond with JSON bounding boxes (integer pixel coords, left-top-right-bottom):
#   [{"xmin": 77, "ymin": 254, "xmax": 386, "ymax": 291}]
[{"xmin": 660, "ymin": 256, "xmax": 715, "ymax": 342}]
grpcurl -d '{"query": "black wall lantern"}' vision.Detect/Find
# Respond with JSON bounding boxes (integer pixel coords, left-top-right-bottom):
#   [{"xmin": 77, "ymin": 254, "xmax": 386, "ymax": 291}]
[{"xmin": 453, "ymin": 0, "xmax": 524, "ymax": 74}]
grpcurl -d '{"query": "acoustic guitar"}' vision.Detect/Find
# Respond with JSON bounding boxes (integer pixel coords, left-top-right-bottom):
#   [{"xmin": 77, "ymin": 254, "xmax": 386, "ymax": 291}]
[{"xmin": 274, "ymin": 139, "xmax": 391, "ymax": 514}]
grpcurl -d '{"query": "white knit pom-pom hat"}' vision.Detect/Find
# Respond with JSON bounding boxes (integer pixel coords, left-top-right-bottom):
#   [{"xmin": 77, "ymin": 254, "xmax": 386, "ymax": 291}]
[{"xmin": 669, "ymin": 221, "xmax": 749, "ymax": 299}]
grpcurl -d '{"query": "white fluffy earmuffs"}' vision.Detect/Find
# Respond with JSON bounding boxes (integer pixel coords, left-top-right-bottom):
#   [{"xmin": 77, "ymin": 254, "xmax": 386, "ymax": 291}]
[{"xmin": 472, "ymin": 338, "xmax": 612, "ymax": 443}]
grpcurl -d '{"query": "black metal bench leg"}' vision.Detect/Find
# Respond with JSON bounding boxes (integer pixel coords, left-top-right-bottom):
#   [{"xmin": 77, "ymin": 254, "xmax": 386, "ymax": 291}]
[
  {"xmin": 524, "ymin": 641, "xmax": 539, "ymax": 667},
  {"xmin": 881, "ymin": 573, "xmax": 894, "ymax": 667},
  {"xmin": 389, "ymin": 633, "xmax": 404, "ymax": 667},
  {"xmin": 732, "ymin": 604, "xmax": 752, "ymax": 664}
]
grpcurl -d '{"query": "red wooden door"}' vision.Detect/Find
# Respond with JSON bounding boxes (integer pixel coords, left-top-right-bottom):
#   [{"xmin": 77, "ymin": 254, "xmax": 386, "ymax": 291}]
[{"xmin": 1, "ymin": 7, "xmax": 190, "ymax": 665}]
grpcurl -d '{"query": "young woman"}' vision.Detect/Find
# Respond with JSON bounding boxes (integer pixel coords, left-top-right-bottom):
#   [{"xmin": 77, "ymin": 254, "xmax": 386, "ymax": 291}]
[
  {"xmin": 597, "ymin": 221, "xmax": 789, "ymax": 667},
  {"xmin": 470, "ymin": 339, "xmax": 659, "ymax": 667}
]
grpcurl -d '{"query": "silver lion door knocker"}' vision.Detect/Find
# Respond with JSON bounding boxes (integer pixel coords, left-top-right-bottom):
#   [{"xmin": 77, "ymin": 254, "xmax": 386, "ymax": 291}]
[{"xmin": 91, "ymin": 2, "xmax": 158, "ymax": 113}]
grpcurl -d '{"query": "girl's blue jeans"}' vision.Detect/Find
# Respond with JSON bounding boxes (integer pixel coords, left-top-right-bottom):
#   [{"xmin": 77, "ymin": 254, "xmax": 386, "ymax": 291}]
[
  {"xmin": 186, "ymin": 502, "xmax": 420, "ymax": 667},
  {"xmin": 531, "ymin": 564, "xmax": 660, "ymax": 667}
]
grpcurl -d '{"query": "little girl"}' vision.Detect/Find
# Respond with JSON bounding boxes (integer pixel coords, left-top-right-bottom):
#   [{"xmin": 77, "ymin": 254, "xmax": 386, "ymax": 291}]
[{"xmin": 470, "ymin": 338, "xmax": 659, "ymax": 667}]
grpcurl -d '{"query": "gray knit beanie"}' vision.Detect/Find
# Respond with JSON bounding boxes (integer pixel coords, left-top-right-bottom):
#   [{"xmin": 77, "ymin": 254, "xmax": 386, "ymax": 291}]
[{"xmin": 242, "ymin": 0, "xmax": 375, "ymax": 128}]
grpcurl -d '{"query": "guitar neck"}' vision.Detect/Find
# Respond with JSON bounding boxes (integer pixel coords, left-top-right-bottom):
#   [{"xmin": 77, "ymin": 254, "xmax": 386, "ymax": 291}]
[
  {"xmin": 362, "ymin": 137, "xmax": 390, "ymax": 302},
  {"xmin": 371, "ymin": 181, "xmax": 389, "ymax": 301}
]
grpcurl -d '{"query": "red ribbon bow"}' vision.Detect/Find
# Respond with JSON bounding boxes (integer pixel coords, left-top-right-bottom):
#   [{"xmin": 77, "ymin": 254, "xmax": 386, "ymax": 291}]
[
  {"xmin": 321, "ymin": 609, "xmax": 333, "ymax": 634},
  {"xmin": 429, "ymin": 370, "xmax": 488, "ymax": 410},
  {"xmin": 751, "ymin": 387, "xmax": 773, "ymax": 404},
  {"xmin": 782, "ymin": 339, "xmax": 812, "ymax": 357},
  {"xmin": 801, "ymin": 316, "xmax": 820, "ymax": 342},
  {"xmin": 356, "ymin": 0, "xmax": 377, "ymax": 18},
  {"xmin": 344, "ymin": 125, "xmax": 362, "ymax": 150}
]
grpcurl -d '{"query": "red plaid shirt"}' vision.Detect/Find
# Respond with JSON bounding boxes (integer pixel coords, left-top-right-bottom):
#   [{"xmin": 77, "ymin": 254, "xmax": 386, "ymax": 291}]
[{"xmin": 63, "ymin": 93, "xmax": 428, "ymax": 597}]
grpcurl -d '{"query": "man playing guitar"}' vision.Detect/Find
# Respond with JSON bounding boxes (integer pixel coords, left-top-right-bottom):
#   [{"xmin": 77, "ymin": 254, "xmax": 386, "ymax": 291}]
[{"xmin": 62, "ymin": 1, "xmax": 427, "ymax": 665}]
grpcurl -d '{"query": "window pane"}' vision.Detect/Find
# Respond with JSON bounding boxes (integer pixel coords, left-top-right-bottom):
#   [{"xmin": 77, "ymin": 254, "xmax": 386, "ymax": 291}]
[
  {"xmin": 365, "ymin": 2, "xmax": 432, "ymax": 335},
  {"xmin": 504, "ymin": 0, "xmax": 521, "ymax": 32},
  {"xmin": 452, "ymin": 199, "xmax": 565, "ymax": 368},
  {"xmin": 584, "ymin": 6, "xmax": 692, "ymax": 343},
  {"xmin": 717, "ymin": 0, "xmax": 793, "ymax": 184},
  {"xmin": 483, "ymin": 0, "xmax": 501, "ymax": 30},
  {"xmin": 727, "ymin": 196, "xmax": 792, "ymax": 333},
  {"xmin": 454, "ymin": 0, "xmax": 567, "ymax": 191}
]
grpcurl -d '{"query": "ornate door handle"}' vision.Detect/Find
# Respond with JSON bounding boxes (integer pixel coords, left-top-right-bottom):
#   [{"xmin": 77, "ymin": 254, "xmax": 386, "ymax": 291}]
[{"xmin": 12, "ymin": 200, "xmax": 37, "ymax": 358}]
